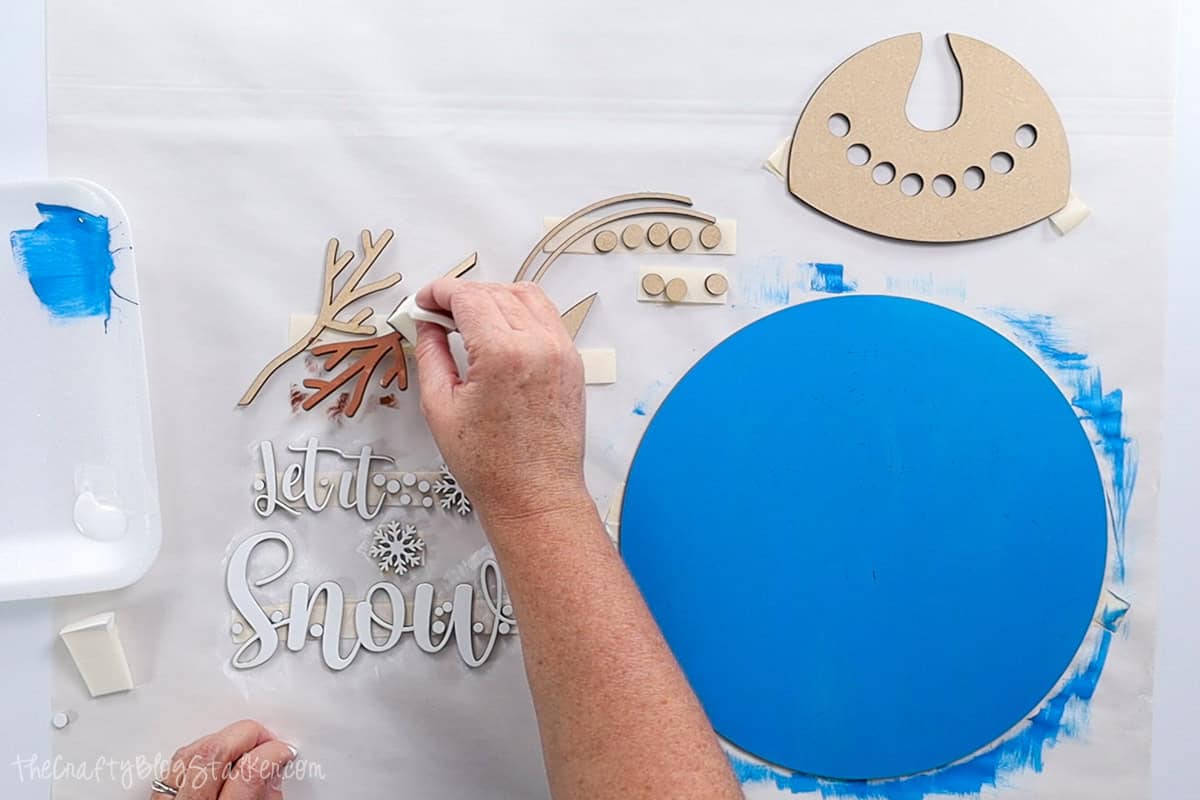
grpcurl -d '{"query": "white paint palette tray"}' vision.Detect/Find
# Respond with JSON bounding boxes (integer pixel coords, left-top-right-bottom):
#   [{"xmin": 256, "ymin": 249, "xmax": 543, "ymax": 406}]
[{"xmin": 0, "ymin": 179, "xmax": 160, "ymax": 600}]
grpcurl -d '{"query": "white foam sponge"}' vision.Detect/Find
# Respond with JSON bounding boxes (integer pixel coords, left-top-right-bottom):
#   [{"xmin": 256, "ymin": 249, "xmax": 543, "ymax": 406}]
[{"xmin": 59, "ymin": 612, "xmax": 134, "ymax": 697}]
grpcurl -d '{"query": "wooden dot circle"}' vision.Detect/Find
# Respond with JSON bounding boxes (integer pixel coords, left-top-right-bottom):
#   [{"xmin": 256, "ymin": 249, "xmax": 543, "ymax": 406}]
[
  {"xmin": 669, "ymin": 227, "xmax": 693, "ymax": 251},
  {"xmin": 621, "ymin": 224, "xmax": 645, "ymax": 249},
  {"xmin": 664, "ymin": 278, "xmax": 688, "ymax": 303},
  {"xmin": 646, "ymin": 222, "xmax": 670, "ymax": 247},
  {"xmin": 641, "ymin": 272, "xmax": 666, "ymax": 296},
  {"xmin": 704, "ymin": 273, "xmax": 729, "ymax": 296},
  {"xmin": 593, "ymin": 230, "xmax": 618, "ymax": 253},
  {"xmin": 698, "ymin": 224, "xmax": 722, "ymax": 249}
]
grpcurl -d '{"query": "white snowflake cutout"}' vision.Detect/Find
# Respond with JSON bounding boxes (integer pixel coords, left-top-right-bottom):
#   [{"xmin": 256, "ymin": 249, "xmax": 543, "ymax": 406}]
[
  {"xmin": 432, "ymin": 464, "xmax": 472, "ymax": 515},
  {"xmin": 369, "ymin": 520, "xmax": 425, "ymax": 575}
]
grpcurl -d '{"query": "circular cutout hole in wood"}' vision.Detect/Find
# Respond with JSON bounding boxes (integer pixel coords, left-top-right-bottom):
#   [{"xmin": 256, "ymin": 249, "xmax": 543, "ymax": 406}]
[
  {"xmin": 828, "ymin": 113, "xmax": 850, "ymax": 137},
  {"xmin": 698, "ymin": 224, "xmax": 722, "ymax": 250},
  {"xmin": 1015, "ymin": 124, "xmax": 1037, "ymax": 149},
  {"xmin": 669, "ymin": 227, "xmax": 693, "ymax": 251},
  {"xmin": 646, "ymin": 222, "xmax": 670, "ymax": 247},
  {"xmin": 932, "ymin": 174, "xmax": 956, "ymax": 198},
  {"xmin": 664, "ymin": 277, "xmax": 688, "ymax": 303},
  {"xmin": 846, "ymin": 143, "xmax": 871, "ymax": 166},
  {"xmin": 641, "ymin": 272, "xmax": 666, "ymax": 297},
  {"xmin": 593, "ymin": 230, "xmax": 618, "ymax": 253},
  {"xmin": 900, "ymin": 173, "xmax": 924, "ymax": 197},
  {"xmin": 621, "ymin": 223, "xmax": 645, "ymax": 249},
  {"xmin": 872, "ymin": 162, "xmax": 896, "ymax": 185},
  {"xmin": 704, "ymin": 273, "xmax": 729, "ymax": 296},
  {"xmin": 963, "ymin": 166, "xmax": 985, "ymax": 191},
  {"xmin": 990, "ymin": 152, "xmax": 1014, "ymax": 174}
]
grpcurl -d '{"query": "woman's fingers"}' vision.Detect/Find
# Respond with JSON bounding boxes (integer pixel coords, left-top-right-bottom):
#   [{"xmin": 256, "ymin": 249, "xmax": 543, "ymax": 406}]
[
  {"xmin": 164, "ymin": 720, "xmax": 273, "ymax": 800},
  {"xmin": 217, "ymin": 741, "xmax": 297, "ymax": 800}
]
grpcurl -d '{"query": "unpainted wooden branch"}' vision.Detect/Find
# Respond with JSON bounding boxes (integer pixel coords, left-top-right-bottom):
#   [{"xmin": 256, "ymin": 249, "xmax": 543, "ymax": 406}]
[{"xmin": 239, "ymin": 229, "xmax": 400, "ymax": 406}]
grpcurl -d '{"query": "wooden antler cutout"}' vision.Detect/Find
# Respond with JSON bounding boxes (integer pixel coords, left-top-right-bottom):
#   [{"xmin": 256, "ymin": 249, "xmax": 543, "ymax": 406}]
[
  {"xmin": 239, "ymin": 229, "xmax": 399, "ymax": 407},
  {"xmin": 787, "ymin": 33, "xmax": 1070, "ymax": 242}
]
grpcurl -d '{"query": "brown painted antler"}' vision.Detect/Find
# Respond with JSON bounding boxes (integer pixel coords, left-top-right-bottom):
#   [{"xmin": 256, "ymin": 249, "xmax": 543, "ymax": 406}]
[
  {"xmin": 301, "ymin": 332, "xmax": 408, "ymax": 417},
  {"xmin": 239, "ymin": 229, "xmax": 400, "ymax": 406}
]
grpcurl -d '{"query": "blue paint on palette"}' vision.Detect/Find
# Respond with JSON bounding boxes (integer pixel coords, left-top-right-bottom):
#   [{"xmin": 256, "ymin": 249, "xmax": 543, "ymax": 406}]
[
  {"xmin": 10, "ymin": 203, "xmax": 116, "ymax": 322},
  {"xmin": 992, "ymin": 309, "xmax": 1136, "ymax": 581},
  {"xmin": 620, "ymin": 296, "xmax": 1108, "ymax": 781}
]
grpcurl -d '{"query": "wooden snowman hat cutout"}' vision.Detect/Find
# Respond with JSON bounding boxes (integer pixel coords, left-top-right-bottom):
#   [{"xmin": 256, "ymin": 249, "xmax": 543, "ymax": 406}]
[{"xmin": 787, "ymin": 33, "xmax": 1070, "ymax": 242}]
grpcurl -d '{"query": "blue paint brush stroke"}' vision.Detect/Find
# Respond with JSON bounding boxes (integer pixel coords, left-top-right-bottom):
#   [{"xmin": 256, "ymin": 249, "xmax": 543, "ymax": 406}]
[
  {"xmin": 992, "ymin": 310, "xmax": 1137, "ymax": 582},
  {"xmin": 810, "ymin": 262, "xmax": 856, "ymax": 294},
  {"xmin": 727, "ymin": 308, "xmax": 1133, "ymax": 797},
  {"xmin": 732, "ymin": 260, "xmax": 856, "ymax": 308},
  {"xmin": 10, "ymin": 203, "xmax": 115, "ymax": 321}
]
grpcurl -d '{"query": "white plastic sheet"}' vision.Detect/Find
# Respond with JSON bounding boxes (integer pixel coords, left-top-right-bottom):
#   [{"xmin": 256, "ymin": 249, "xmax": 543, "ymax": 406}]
[{"xmin": 46, "ymin": 1, "xmax": 1174, "ymax": 797}]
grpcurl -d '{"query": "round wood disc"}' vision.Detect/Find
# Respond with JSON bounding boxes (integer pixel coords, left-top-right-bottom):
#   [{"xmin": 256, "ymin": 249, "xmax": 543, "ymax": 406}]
[
  {"xmin": 699, "ymin": 223, "xmax": 723, "ymax": 249},
  {"xmin": 669, "ymin": 227, "xmax": 693, "ymax": 251},
  {"xmin": 646, "ymin": 222, "xmax": 670, "ymax": 247},
  {"xmin": 641, "ymin": 272, "xmax": 666, "ymax": 296},
  {"xmin": 704, "ymin": 272, "xmax": 729, "ymax": 296},
  {"xmin": 622, "ymin": 224, "xmax": 645, "ymax": 249},
  {"xmin": 620, "ymin": 297, "xmax": 1106, "ymax": 780},
  {"xmin": 593, "ymin": 230, "xmax": 618, "ymax": 253},
  {"xmin": 664, "ymin": 277, "xmax": 688, "ymax": 302}
]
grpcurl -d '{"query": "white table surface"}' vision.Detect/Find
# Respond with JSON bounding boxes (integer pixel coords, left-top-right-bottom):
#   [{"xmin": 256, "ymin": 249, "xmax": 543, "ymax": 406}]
[{"xmin": 2, "ymin": 2, "xmax": 1197, "ymax": 797}]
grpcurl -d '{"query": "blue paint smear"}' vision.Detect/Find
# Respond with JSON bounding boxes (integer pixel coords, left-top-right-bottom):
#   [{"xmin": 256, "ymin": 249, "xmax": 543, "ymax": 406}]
[
  {"xmin": 992, "ymin": 310, "xmax": 1137, "ymax": 581},
  {"xmin": 632, "ymin": 402, "xmax": 647, "ymax": 416},
  {"xmin": 10, "ymin": 203, "xmax": 115, "ymax": 321},
  {"xmin": 732, "ymin": 259, "xmax": 856, "ymax": 308},
  {"xmin": 729, "ymin": 630, "xmax": 1113, "ymax": 799},
  {"xmin": 884, "ymin": 273, "xmax": 968, "ymax": 303},
  {"xmin": 719, "ymin": 306, "xmax": 1133, "ymax": 797},
  {"xmin": 810, "ymin": 262, "xmax": 856, "ymax": 294}
]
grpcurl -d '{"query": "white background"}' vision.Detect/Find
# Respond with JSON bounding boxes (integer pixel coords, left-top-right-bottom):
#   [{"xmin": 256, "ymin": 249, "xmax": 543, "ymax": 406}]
[{"xmin": 1, "ymin": 1, "xmax": 1195, "ymax": 797}]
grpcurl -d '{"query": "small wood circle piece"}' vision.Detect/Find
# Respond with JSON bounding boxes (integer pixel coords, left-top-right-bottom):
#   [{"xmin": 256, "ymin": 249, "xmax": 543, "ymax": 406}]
[
  {"xmin": 621, "ymin": 224, "xmax": 645, "ymax": 249},
  {"xmin": 704, "ymin": 273, "xmax": 729, "ymax": 296},
  {"xmin": 646, "ymin": 222, "xmax": 670, "ymax": 247},
  {"xmin": 641, "ymin": 272, "xmax": 666, "ymax": 296},
  {"xmin": 593, "ymin": 230, "xmax": 618, "ymax": 253},
  {"xmin": 669, "ymin": 227, "xmax": 693, "ymax": 251},
  {"xmin": 698, "ymin": 224, "xmax": 723, "ymax": 249},
  {"xmin": 664, "ymin": 278, "xmax": 688, "ymax": 303}
]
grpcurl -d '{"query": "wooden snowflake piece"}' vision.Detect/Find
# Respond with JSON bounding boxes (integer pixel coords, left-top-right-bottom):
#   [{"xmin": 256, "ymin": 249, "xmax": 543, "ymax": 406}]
[
  {"xmin": 369, "ymin": 520, "xmax": 425, "ymax": 575},
  {"xmin": 432, "ymin": 464, "xmax": 472, "ymax": 515}
]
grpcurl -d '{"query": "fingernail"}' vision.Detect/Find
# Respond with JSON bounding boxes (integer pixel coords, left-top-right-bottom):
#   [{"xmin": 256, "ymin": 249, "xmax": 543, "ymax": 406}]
[{"xmin": 285, "ymin": 744, "xmax": 298, "ymax": 757}]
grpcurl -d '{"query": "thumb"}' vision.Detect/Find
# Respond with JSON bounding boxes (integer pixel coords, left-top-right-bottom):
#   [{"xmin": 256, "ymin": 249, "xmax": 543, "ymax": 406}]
[{"xmin": 413, "ymin": 322, "xmax": 459, "ymax": 412}]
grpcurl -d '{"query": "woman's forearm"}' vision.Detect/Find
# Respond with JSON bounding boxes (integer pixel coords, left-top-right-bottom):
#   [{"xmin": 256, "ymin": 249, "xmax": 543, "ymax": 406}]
[
  {"xmin": 411, "ymin": 279, "xmax": 741, "ymax": 799},
  {"xmin": 483, "ymin": 495, "xmax": 741, "ymax": 800}
]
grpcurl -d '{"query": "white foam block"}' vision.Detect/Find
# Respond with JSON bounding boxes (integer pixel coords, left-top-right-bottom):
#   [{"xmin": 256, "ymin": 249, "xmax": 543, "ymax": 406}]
[
  {"xmin": 579, "ymin": 348, "xmax": 617, "ymax": 384},
  {"xmin": 59, "ymin": 612, "xmax": 134, "ymax": 697},
  {"xmin": 1049, "ymin": 190, "xmax": 1091, "ymax": 235}
]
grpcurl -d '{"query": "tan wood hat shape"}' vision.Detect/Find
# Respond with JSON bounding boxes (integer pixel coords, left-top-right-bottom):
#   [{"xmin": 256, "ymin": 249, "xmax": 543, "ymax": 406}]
[{"xmin": 787, "ymin": 33, "xmax": 1070, "ymax": 242}]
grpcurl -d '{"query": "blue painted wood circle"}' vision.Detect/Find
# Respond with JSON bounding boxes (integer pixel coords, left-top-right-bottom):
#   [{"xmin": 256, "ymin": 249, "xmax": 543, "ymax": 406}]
[{"xmin": 619, "ymin": 296, "xmax": 1107, "ymax": 780}]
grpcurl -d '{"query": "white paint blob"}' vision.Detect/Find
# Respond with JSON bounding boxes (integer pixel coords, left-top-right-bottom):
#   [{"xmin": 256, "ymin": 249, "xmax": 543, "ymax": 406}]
[{"xmin": 73, "ymin": 491, "xmax": 127, "ymax": 541}]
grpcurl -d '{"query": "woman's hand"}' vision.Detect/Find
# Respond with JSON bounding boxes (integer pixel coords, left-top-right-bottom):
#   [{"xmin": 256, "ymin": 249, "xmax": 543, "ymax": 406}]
[
  {"xmin": 412, "ymin": 280, "xmax": 590, "ymax": 530},
  {"xmin": 152, "ymin": 720, "xmax": 296, "ymax": 800}
]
